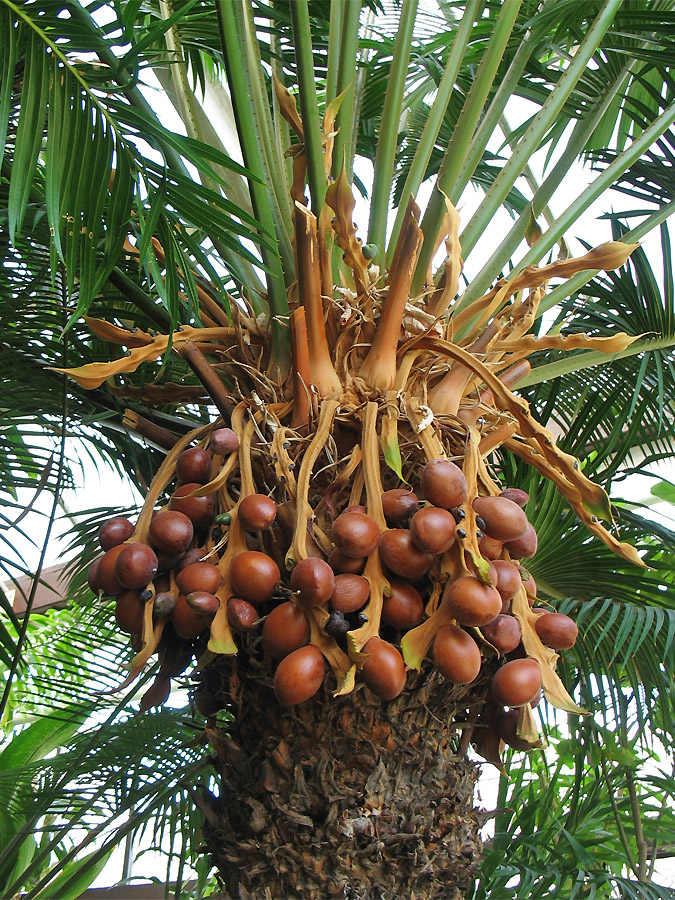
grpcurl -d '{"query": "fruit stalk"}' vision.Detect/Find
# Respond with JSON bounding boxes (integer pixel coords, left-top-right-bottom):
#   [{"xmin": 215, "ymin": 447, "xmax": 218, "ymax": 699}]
[{"xmin": 178, "ymin": 341, "xmax": 236, "ymax": 424}]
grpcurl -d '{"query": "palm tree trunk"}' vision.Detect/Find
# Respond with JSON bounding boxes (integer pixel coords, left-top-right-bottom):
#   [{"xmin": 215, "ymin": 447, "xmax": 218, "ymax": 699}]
[{"xmin": 199, "ymin": 664, "xmax": 485, "ymax": 899}]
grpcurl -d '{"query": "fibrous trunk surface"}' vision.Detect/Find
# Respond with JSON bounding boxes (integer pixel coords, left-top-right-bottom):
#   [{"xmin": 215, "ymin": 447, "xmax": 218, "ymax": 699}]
[{"xmin": 201, "ymin": 662, "xmax": 484, "ymax": 899}]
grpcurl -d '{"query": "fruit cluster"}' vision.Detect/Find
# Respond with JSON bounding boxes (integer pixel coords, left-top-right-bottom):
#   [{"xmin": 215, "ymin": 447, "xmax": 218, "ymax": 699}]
[{"xmin": 88, "ymin": 423, "xmax": 579, "ymax": 746}]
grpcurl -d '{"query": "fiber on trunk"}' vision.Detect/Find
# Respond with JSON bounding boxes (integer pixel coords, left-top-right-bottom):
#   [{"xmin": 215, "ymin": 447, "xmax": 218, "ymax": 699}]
[{"xmin": 199, "ymin": 660, "xmax": 486, "ymax": 900}]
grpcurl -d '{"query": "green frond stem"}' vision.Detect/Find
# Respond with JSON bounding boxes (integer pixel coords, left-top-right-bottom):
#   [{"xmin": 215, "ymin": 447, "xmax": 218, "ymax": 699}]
[
  {"xmin": 458, "ymin": 0, "xmax": 624, "ymax": 258},
  {"xmin": 499, "ymin": 114, "xmax": 554, "ymax": 228},
  {"xmin": 455, "ymin": 63, "xmax": 638, "ymax": 315},
  {"xmin": 216, "ymin": 0, "xmax": 290, "ymax": 374},
  {"xmin": 269, "ymin": 14, "xmax": 293, "ymax": 211},
  {"xmin": 290, "ymin": 0, "xmax": 327, "ymax": 214},
  {"xmin": 519, "ymin": 334, "xmax": 675, "ymax": 388},
  {"xmin": 386, "ymin": 0, "xmax": 483, "ymax": 262},
  {"xmin": 326, "ymin": 0, "xmax": 344, "ymax": 106},
  {"xmin": 413, "ymin": 0, "xmax": 524, "ymax": 293},
  {"xmin": 222, "ymin": 0, "xmax": 294, "ymax": 280},
  {"xmin": 107, "ymin": 268, "xmax": 172, "ymax": 331},
  {"xmin": 332, "ymin": 0, "xmax": 363, "ymax": 181},
  {"xmin": 513, "ymin": 101, "xmax": 675, "ymax": 276},
  {"xmin": 367, "ymin": 0, "xmax": 419, "ymax": 262},
  {"xmin": 447, "ymin": 16, "xmax": 541, "ymax": 211}
]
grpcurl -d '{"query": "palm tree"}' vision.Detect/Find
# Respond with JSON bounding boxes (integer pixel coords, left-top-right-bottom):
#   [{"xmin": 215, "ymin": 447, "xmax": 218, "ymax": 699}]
[{"xmin": 2, "ymin": 0, "xmax": 675, "ymax": 897}]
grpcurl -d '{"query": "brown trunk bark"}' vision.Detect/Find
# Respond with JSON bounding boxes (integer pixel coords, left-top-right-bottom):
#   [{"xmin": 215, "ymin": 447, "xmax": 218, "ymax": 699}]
[{"xmin": 198, "ymin": 662, "xmax": 486, "ymax": 899}]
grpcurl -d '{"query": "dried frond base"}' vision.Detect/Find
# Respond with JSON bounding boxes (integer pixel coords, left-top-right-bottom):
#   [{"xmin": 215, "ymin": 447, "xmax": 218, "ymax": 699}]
[{"xmin": 200, "ymin": 665, "xmax": 485, "ymax": 900}]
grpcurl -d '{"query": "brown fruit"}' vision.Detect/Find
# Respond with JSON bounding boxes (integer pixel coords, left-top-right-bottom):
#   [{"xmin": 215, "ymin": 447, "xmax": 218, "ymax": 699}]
[
  {"xmin": 170, "ymin": 483, "xmax": 216, "ymax": 529},
  {"xmin": 433, "ymin": 624, "xmax": 482, "ymax": 684},
  {"xmin": 262, "ymin": 600, "xmax": 310, "ymax": 657},
  {"xmin": 409, "ymin": 506, "xmax": 456, "ymax": 554},
  {"xmin": 381, "ymin": 580, "xmax": 424, "ymax": 629},
  {"xmin": 172, "ymin": 594, "xmax": 209, "ymax": 639},
  {"xmin": 114, "ymin": 543, "xmax": 159, "ymax": 590},
  {"xmin": 361, "ymin": 637, "xmax": 407, "ymax": 700},
  {"xmin": 97, "ymin": 545, "xmax": 127, "ymax": 595},
  {"xmin": 177, "ymin": 547, "xmax": 207, "ymax": 570},
  {"xmin": 496, "ymin": 709, "xmax": 534, "ymax": 751},
  {"xmin": 87, "ymin": 557, "xmax": 101, "ymax": 593},
  {"xmin": 115, "ymin": 590, "xmax": 145, "ymax": 634},
  {"xmin": 227, "ymin": 597, "xmax": 259, "ymax": 633},
  {"xmin": 153, "ymin": 591, "xmax": 176, "ymax": 618},
  {"xmin": 238, "ymin": 494, "xmax": 277, "ymax": 531},
  {"xmin": 504, "ymin": 523, "xmax": 538, "ymax": 559},
  {"xmin": 176, "ymin": 446, "xmax": 212, "ymax": 484},
  {"xmin": 491, "ymin": 658, "xmax": 542, "ymax": 707},
  {"xmin": 149, "ymin": 509, "xmax": 194, "ymax": 555},
  {"xmin": 473, "ymin": 496, "xmax": 529, "ymax": 542},
  {"xmin": 290, "ymin": 557, "xmax": 335, "ymax": 607},
  {"xmin": 209, "ymin": 427, "xmax": 239, "ymax": 455},
  {"xmin": 379, "ymin": 530, "xmax": 434, "ymax": 581},
  {"xmin": 491, "ymin": 559, "xmax": 523, "ymax": 602},
  {"xmin": 330, "ymin": 573, "xmax": 370, "ymax": 613},
  {"xmin": 499, "ymin": 488, "xmax": 529, "ymax": 508},
  {"xmin": 139, "ymin": 675, "xmax": 172, "ymax": 712},
  {"xmin": 332, "ymin": 511, "xmax": 380, "ymax": 558},
  {"xmin": 381, "ymin": 489, "xmax": 418, "ymax": 526},
  {"xmin": 99, "ymin": 516, "xmax": 134, "ymax": 551},
  {"xmin": 186, "ymin": 590, "xmax": 220, "ymax": 616},
  {"xmin": 176, "ymin": 562, "xmax": 222, "ymax": 596},
  {"xmin": 481, "ymin": 614, "xmax": 522, "ymax": 654},
  {"xmin": 327, "ymin": 549, "xmax": 366, "ymax": 574},
  {"xmin": 479, "ymin": 534, "xmax": 504, "ymax": 560},
  {"xmin": 230, "ymin": 551, "xmax": 280, "ymax": 604},
  {"xmin": 519, "ymin": 568, "xmax": 537, "ymax": 599},
  {"xmin": 419, "ymin": 459, "xmax": 468, "ymax": 510},
  {"xmin": 534, "ymin": 612, "xmax": 578, "ymax": 650},
  {"xmin": 444, "ymin": 576, "xmax": 502, "ymax": 627},
  {"xmin": 274, "ymin": 645, "xmax": 325, "ymax": 705}
]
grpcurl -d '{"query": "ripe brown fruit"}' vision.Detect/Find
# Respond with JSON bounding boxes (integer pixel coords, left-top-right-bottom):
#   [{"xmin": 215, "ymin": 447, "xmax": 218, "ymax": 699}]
[
  {"xmin": 290, "ymin": 557, "xmax": 335, "ymax": 607},
  {"xmin": 499, "ymin": 488, "xmax": 529, "ymax": 508},
  {"xmin": 115, "ymin": 590, "xmax": 145, "ymax": 634},
  {"xmin": 381, "ymin": 489, "xmax": 418, "ymax": 526},
  {"xmin": 504, "ymin": 523, "xmax": 538, "ymax": 559},
  {"xmin": 491, "ymin": 658, "xmax": 542, "ymax": 707},
  {"xmin": 478, "ymin": 534, "xmax": 504, "ymax": 560},
  {"xmin": 87, "ymin": 557, "xmax": 101, "ymax": 593},
  {"xmin": 481, "ymin": 614, "xmax": 522, "ymax": 654},
  {"xmin": 491, "ymin": 559, "xmax": 523, "ymax": 603},
  {"xmin": 327, "ymin": 549, "xmax": 365, "ymax": 574},
  {"xmin": 378, "ymin": 529, "xmax": 434, "ymax": 580},
  {"xmin": 170, "ymin": 483, "xmax": 216, "ymax": 529},
  {"xmin": 444, "ymin": 576, "xmax": 502, "ymax": 627},
  {"xmin": 381, "ymin": 580, "xmax": 424, "ymax": 629},
  {"xmin": 230, "ymin": 551, "xmax": 280, "ymax": 604},
  {"xmin": 433, "ymin": 624, "xmax": 482, "ymax": 684},
  {"xmin": 149, "ymin": 509, "xmax": 194, "ymax": 555},
  {"xmin": 496, "ymin": 708, "xmax": 534, "ymax": 751},
  {"xmin": 238, "ymin": 494, "xmax": 277, "ymax": 532},
  {"xmin": 473, "ymin": 496, "xmax": 529, "ymax": 542},
  {"xmin": 262, "ymin": 601, "xmax": 310, "ymax": 657},
  {"xmin": 330, "ymin": 573, "xmax": 370, "ymax": 612},
  {"xmin": 209, "ymin": 427, "xmax": 239, "ymax": 455},
  {"xmin": 114, "ymin": 543, "xmax": 159, "ymax": 590},
  {"xmin": 99, "ymin": 516, "xmax": 134, "ymax": 551},
  {"xmin": 419, "ymin": 459, "xmax": 468, "ymax": 510},
  {"xmin": 186, "ymin": 591, "xmax": 220, "ymax": 616},
  {"xmin": 227, "ymin": 598, "xmax": 259, "ymax": 633},
  {"xmin": 332, "ymin": 511, "xmax": 380, "ymax": 558},
  {"xmin": 176, "ymin": 446, "xmax": 212, "ymax": 485},
  {"xmin": 172, "ymin": 594, "xmax": 210, "ymax": 639},
  {"xmin": 153, "ymin": 591, "xmax": 176, "ymax": 618},
  {"xmin": 361, "ymin": 637, "xmax": 407, "ymax": 700},
  {"xmin": 274, "ymin": 645, "xmax": 325, "ymax": 705},
  {"xmin": 176, "ymin": 562, "xmax": 222, "ymax": 596},
  {"xmin": 534, "ymin": 612, "xmax": 578, "ymax": 650},
  {"xmin": 97, "ymin": 544, "xmax": 127, "ymax": 595},
  {"xmin": 409, "ymin": 506, "xmax": 456, "ymax": 553}
]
